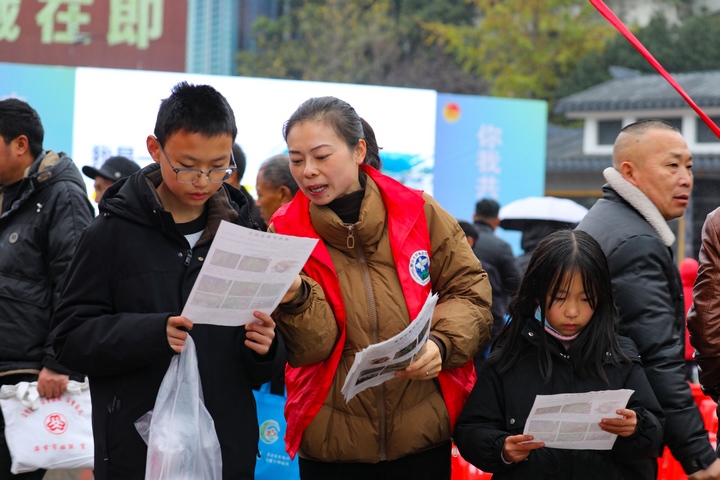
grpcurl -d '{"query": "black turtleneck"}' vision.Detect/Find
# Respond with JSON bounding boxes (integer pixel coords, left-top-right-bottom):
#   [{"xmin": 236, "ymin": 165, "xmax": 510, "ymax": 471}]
[{"xmin": 327, "ymin": 175, "xmax": 366, "ymax": 224}]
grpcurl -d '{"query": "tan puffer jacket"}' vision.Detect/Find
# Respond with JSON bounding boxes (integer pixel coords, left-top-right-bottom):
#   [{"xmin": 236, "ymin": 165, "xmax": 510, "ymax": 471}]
[{"xmin": 273, "ymin": 177, "xmax": 493, "ymax": 463}]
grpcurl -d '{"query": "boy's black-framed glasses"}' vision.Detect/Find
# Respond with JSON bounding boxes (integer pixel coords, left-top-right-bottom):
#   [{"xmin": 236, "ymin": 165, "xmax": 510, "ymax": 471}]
[{"xmin": 156, "ymin": 138, "xmax": 237, "ymax": 184}]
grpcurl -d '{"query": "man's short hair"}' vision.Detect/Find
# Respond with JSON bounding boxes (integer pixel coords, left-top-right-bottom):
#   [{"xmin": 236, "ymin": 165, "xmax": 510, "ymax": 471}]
[
  {"xmin": 0, "ymin": 98, "xmax": 44, "ymax": 159},
  {"xmin": 475, "ymin": 198, "xmax": 500, "ymax": 219},
  {"xmin": 458, "ymin": 220, "xmax": 479, "ymax": 243},
  {"xmin": 259, "ymin": 154, "xmax": 298, "ymax": 196},
  {"xmin": 613, "ymin": 119, "xmax": 682, "ymax": 169},
  {"xmin": 620, "ymin": 119, "xmax": 680, "ymax": 136}
]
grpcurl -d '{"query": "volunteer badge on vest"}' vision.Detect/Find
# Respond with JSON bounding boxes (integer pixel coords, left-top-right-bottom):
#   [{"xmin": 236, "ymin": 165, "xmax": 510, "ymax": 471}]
[{"xmin": 409, "ymin": 250, "xmax": 430, "ymax": 286}]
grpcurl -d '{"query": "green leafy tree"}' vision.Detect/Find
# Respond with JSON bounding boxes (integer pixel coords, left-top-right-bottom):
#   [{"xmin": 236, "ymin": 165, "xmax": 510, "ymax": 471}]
[
  {"xmin": 556, "ymin": 13, "xmax": 720, "ymax": 99},
  {"xmin": 236, "ymin": 0, "xmax": 488, "ymax": 94},
  {"xmin": 424, "ymin": 0, "xmax": 614, "ymax": 101}
]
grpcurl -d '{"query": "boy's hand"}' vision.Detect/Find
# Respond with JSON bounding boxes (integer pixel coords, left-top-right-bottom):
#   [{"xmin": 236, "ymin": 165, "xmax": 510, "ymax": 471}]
[
  {"xmin": 167, "ymin": 315, "xmax": 193, "ymax": 353},
  {"xmin": 246, "ymin": 311, "xmax": 276, "ymax": 355},
  {"xmin": 599, "ymin": 408, "xmax": 637, "ymax": 437},
  {"xmin": 503, "ymin": 434, "xmax": 544, "ymax": 463}
]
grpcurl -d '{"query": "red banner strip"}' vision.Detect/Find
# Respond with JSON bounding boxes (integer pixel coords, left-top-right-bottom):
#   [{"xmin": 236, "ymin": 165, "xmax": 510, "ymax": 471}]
[{"xmin": 589, "ymin": 0, "xmax": 720, "ymax": 138}]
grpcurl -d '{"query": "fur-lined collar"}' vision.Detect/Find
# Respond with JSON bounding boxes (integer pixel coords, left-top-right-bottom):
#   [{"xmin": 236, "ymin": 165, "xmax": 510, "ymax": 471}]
[{"xmin": 603, "ymin": 167, "xmax": 675, "ymax": 247}]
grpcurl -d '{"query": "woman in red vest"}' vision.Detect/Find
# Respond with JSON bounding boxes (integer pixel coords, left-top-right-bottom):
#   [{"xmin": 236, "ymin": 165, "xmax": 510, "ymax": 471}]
[{"xmin": 267, "ymin": 96, "xmax": 493, "ymax": 480}]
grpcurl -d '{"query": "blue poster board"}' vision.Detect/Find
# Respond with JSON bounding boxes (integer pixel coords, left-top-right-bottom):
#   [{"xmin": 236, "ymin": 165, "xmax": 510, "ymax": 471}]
[
  {"xmin": 0, "ymin": 63, "xmax": 76, "ymax": 156},
  {"xmin": 433, "ymin": 93, "xmax": 548, "ymax": 254}
]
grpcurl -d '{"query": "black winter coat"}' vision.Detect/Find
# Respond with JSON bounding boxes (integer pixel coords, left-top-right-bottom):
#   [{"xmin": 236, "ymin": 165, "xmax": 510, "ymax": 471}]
[
  {"xmin": 0, "ymin": 151, "xmax": 93, "ymax": 375},
  {"xmin": 577, "ymin": 185, "xmax": 717, "ymax": 474},
  {"xmin": 51, "ymin": 164, "xmax": 285, "ymax": 480},
  {"xmin": 454, "ymin": 320, "xmax": 664, "ymax": 480}
]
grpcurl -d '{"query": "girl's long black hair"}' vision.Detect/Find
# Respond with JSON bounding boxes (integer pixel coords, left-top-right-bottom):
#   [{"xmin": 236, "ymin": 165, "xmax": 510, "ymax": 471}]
[{"xmin": 489, "ymin": 229, "xmax": 626, "ymax": 383}]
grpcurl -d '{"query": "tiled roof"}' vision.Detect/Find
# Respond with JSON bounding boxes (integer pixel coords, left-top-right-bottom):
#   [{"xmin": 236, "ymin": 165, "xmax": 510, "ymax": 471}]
[
  {"xmin": 545, "ymin": 124, "xmax": 720, "ymax": 173},
  {"xmin": 554, "ymin": 71, "xmax": 720, "ymax": 113}
]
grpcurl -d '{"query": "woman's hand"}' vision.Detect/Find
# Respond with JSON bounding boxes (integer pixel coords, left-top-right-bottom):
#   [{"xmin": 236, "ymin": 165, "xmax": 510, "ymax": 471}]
[
  {"xmin": 599, "ymin": 408, "xmax": 637, "ymax": 437},
  {"xmin": 246, "ymin": 311, "xmax": 277, "ymax": 355},
  {"xmin": 502, "ymin": 434, "xmax": 544, "ymax": 463},
  {"xmin": 395, "ymin": 339, "xmax": 442, "ymax": 380}
]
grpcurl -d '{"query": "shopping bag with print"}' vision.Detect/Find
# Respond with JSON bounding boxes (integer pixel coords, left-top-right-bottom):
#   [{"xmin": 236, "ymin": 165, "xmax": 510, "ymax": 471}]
[
  {"xmin": 0, "ymin": 379, "xmax": 94, "ymax": 473},
  {"xmin": 253, "ymin": 383, "xmax": 300, "ymax": 480}
]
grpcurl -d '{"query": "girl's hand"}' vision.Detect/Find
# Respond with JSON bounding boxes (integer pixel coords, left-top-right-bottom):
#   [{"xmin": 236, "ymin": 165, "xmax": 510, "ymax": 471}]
[
  {"xmin": 395, "ymin": 339, "xmax": 442, "ymax": 380},
  {"xmin": 167, "ymin": 315, "xmax": 193, "ymax": 353},
  {"xmin": 599, "ymin": 408, "xmax": 637, "ymax": 437},
  {"xmin": 503, "ymin": 434, "xmax": 544, "ymax": 463},
  {"xmin": 246, "ymin": 311, "xmax": 277, "ymax": 355}
]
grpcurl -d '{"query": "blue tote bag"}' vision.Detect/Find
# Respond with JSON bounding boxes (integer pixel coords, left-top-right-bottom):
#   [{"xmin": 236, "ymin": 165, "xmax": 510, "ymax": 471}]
[{"xmin": 253, "ymin": 383, "xmax": 300, "ymax": 480}]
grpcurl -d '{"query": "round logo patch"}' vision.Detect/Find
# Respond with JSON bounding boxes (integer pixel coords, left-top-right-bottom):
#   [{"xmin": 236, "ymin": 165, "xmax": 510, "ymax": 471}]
[
  {"xmin": 409, "ymin": 250, "xmax": 430, "ymax": 286},
  {"xmin": 259, "ymin": 419, "xmax": 281, "ymax": 444},
  {"xmin": 45, "ymin": 413, "xmax": 67, "ymax": 435}
]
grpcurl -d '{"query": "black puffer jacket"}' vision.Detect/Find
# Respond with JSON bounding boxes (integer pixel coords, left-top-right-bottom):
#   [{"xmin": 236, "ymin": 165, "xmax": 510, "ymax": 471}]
[
  {"xmin": 454, "ymin": 320, "xmax": 664, "ymax": 480},
  {"xmin": 577, "ymin": 184, "xmax": 717, "ymax": 474},
  {"xmin": 51, "ymin": 163, "xmax": 285, "ymax": 480},
  {"xmin": 0, "ymin": 151, "xmax": 93, "ymax": 375}
]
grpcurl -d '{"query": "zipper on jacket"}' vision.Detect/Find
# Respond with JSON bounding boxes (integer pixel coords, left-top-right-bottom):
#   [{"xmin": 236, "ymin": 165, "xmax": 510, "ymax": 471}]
[
  {"xmin": 104, "ymin": 396, "xmax": 121, "ymax": 463},
  {"xmin": 345, "ymin": 225, "xmax": 355, "ymax": 249},
  {"xmin": 184, "ymin": 249, "xmax": 193, "ymax": 267},
  {"xmin": 351, "ymin": 233, "xmax": 387, "ymax": 461}
]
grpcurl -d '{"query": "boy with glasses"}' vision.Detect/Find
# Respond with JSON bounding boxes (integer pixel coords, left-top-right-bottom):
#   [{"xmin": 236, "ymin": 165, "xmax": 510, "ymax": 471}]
[{"xmin": 50, "ymin": 82, "xmax": 286, "ymax": 480}]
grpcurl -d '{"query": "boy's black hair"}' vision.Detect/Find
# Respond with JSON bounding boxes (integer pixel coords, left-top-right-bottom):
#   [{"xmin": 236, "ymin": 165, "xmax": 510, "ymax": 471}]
[
  {"xmin": 154, "ymin": 82, "xmax": 237, "ymax": 146},
  {"xmin": 283, "ymin": 96, "xmax": 382, "ymax": 170},
  {"xmin": 0, "ymin": 98, "xmax": 44, "ymax": 160},
  {"xmin": 457, "ymin": 220, "xmax": 479, "ymax": 243},
  {"xmin": 490, "ymin": 229, "xmax": 626, "ymax": 383}
]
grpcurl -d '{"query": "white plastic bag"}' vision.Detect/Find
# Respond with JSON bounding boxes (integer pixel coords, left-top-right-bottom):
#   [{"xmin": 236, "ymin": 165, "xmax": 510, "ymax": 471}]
[
  {"xmin": 135, "ymin": 336, "xmax": 222, "ymax": 480},
  {"xmin": 0, "ymin": 379, "xmax": 94, "ymax": 474}
]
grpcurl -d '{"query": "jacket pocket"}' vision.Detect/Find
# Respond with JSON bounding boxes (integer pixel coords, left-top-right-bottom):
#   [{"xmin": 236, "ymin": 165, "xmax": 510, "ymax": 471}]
[{"xmin": 0, "ymin": 273, "xmax": 50, "ymax": 307}]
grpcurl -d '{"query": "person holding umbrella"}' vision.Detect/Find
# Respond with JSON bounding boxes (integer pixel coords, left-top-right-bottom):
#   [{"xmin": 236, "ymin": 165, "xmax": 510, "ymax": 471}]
[{"xmin": 498, "ymin": 196, "xmax": 588, "ymax": 275}]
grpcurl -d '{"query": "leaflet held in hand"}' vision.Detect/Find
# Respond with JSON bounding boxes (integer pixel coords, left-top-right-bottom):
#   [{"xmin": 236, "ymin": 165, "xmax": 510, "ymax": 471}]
[
  {"xmin": 181, "ymin": 220, "xmax": 317, "ymax": 326},
  {"xmin": 341, "ymin": 292, "xmax": 438, "ymax": 402},
  {"xmin": 522, "ymin": 389, "xmax": 634, "ymax": 450}
]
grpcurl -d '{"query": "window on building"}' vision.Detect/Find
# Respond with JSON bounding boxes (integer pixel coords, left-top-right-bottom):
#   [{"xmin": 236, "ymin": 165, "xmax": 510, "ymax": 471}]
[
  {"xmin": 696, "ymin": 117, "xmax": 720, "ymax": 143},
  {"xmin": 598, "ymin": 120, "xmax": 622, "ymax": 145}
]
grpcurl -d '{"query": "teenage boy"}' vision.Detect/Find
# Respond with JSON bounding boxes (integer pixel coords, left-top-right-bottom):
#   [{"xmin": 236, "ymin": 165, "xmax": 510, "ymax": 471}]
[{"xmin": 51, "ymin": 82, "xmax": 286, "ymax": 480}]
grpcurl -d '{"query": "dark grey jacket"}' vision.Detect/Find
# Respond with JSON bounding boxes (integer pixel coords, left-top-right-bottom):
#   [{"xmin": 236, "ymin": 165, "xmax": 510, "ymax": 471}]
[
  {"xmin": 473, "ymin": 221, "xmax": 521, "ymax": 301},
  {"xmin": 577, "ymin": 183, "xmax": 716, "ymax": 475},
  {"xmin": 0, "ymin": 151, "xmax": 93, "ymax": 375}
]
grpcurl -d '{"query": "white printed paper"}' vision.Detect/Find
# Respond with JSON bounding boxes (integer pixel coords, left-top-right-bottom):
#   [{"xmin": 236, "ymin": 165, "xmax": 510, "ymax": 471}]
[
  {"xmin": 522, "ymin": 389, "xmax": 634, "ymax": 450},
  {"xmin": 181, "ymin": 221, "xmax": 317, "ymax": 326},
  {"xmin": 341, "ymin": 293, "xmax": 438, "ymax": 402}
]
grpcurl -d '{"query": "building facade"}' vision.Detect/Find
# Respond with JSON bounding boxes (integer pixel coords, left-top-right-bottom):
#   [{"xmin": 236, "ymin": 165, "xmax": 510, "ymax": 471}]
[{"xmin": 549, "ymin": 70, "xmax": 720, "ymax": 260}]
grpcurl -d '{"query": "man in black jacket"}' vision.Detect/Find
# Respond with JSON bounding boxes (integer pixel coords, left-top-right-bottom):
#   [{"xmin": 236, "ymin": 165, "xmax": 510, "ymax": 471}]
[
  {"xmin": 473, "ymin": 198, "xmax": 520, "ymax": 306},
  {"xmin": 577, "ymin": 119, "xmax": 720, "ymax": 480},
  {"xmin": 0, "ymin": 98, "xmax": 94, "ymax": 478}
]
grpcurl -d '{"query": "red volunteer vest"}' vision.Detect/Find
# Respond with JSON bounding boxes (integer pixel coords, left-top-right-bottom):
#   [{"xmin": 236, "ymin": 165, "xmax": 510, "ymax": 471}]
[{"xmin": 271, "ymin": 165, "xmax": 476, "ymax": 458}]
